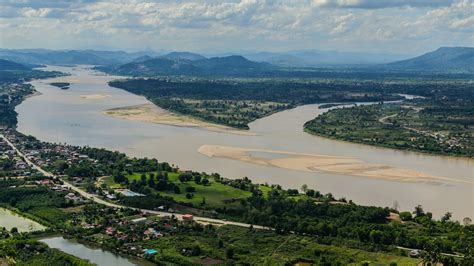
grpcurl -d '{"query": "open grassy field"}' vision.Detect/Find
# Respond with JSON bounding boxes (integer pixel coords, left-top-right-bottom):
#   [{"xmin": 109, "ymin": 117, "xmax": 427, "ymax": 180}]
[{"xmin": 106, "ymin": 172, "xmax": 252, "ymax": 208}]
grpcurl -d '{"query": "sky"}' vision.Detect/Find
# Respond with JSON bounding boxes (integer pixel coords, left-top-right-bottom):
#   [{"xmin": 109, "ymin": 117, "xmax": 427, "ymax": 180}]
[{"xmin": 0, "ymin": 0, "xmax": 472, "ymax": 55}]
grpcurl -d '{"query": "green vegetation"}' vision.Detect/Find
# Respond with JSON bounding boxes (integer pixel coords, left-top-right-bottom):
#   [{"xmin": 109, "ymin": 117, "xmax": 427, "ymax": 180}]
[
  {"xmin": 49, "ymin": 82, "xmax": 70, "ymax": 90},
  {"xmin": 305, "ymin": 101, "xmax": 473, "ymax": 157},
  {"xmin": 109, "ymin": 77, "xmax": 402, "ymax": 128},
  {"xmin": 106, "ymin": 171, "xmax": 252, "ymax": 208},
  {"xmin": 155, "ymin": 98, "xmax": 290, "ymax": 129}
]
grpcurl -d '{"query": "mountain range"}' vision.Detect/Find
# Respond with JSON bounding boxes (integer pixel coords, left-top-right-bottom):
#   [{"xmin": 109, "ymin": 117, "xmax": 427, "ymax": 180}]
[{"xmin": 0, "ymin": 47, "xmax": 472, "ymax": 74}]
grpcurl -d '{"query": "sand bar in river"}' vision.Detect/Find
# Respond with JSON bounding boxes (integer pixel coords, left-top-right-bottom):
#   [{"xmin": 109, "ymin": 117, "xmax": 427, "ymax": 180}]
[
  {"xmin": 198, "ymin": 145, "xmax": 470, "ymax": 185},
  {"xmin": 103, "ymin": 104, "xmax": 256, "ymax": 136}
]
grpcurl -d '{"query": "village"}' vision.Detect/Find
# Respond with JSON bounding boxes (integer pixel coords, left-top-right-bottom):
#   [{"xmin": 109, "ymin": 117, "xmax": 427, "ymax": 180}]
[{"xmin": 1, "ymin": 128, "xmax": 206, "ymax": 262}]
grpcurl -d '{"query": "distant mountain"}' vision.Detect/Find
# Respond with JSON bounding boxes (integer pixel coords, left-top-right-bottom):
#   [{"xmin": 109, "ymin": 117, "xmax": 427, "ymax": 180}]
[
  {"xmin": 387, "ymin": 47, "xmax": 474, "ymax": 73},
  {"xmin": 243, "ymin": 50, "xmax": 411, "ymax": 67},
  {"xmin": 0, "ymin": 59, "xmax": 29, "ymax": 71},
  {"xmin": 132, "ymin": 55, "xmax": 154, "ymax": 63},
  {"xmin": 160, "ymin": 52, "xmax": 206, "ymax": 61},
  {"xmin": 113, "ymin": 55, "xmax": 272, "ymax": 76},
  {"xmin": 0, "ymin": 49, "xmax": 162, "ymax": 66}
]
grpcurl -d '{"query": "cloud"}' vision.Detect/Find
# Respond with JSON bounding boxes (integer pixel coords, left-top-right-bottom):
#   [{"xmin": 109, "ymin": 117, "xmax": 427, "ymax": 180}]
[
  {"xmin": 20, "ymin": 8, "xmax": 51, "ymax": 18},
  {"xmin": 0, "ymin": 0, "xmax": 471, "ymax": 53},
  {"xmin": 312, "ymin": 0, "xmax": 455, "ymax": 9}
]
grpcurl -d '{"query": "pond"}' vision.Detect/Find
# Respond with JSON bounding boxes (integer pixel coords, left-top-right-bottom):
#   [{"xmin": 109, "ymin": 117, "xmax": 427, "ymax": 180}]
[
  {"xmin": 0, "ymin": 208, "xmax": 46, "ymax": 232},
  {"xmin": 40, "ymin": 236, "xmax": 154, "ymax": 266}
]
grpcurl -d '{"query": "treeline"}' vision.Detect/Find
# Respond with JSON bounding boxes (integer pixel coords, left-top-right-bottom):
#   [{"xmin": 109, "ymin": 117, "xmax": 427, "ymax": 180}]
[{"xmin": 109, "ymin": 78, "xmax": 404, "ymax": 104}]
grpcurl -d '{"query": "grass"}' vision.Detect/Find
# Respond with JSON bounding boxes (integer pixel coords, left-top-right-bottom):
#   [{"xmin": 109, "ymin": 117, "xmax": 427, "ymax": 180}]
[{"xmin": 106, "ymin": 172, "xmax": 252, "ymax": 208}]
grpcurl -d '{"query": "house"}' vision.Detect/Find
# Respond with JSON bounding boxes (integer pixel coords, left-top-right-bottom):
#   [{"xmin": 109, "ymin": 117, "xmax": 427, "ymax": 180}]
[
  {"xmin": 409, "ymin": 249, "xmax": 420, "ymax": 258},
  {"xmin": 182, "ymin": 214, "xmax": 193, "ymax": 221},
  {"xmin": 105, "ymin": 227, "xmax": 116, "ymax": 236},
  {"xmin": 106, "ymin": 194, "xmax": 116, "ymax": 200},
  {"xmin": 131, "ymin": 217, "xmax": 147, "ymax": 224},
  {"xmin": 143, "ymin": 249, "xmax": 158, "ymax": 256}
]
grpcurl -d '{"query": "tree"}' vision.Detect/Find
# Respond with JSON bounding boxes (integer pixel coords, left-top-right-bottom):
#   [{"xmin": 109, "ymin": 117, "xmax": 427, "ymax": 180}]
[
  {"xmin": 226, "ymin": 248, "xmax": 234, "ymax": 259},
  {"xmin": 413, "ymin": 205, "xmax": 425, "ymax": 217},
  {"xmin": 423, "ymin": 239, "xmax": 442, "ymax": 265},
  {"xmin": 185, "ymin": 186, "xmax": 196, "ymax": 193},
  {"xmin": 201, "ymin": 178, "xmax": 209, "ymax": 185},
  {"xmin": 369, "ymin": 230, "xmax": 382, "ymax": 244},
  {"xmin": 463, "ymin": 217, "xmax": 472, "ymax": 226},
  {"xmin": 194, "ymin": 175, "xmax": 201, "ymax": 184},
  {"xmin": 140, "ymin": 174, "xmax": 147, "ymax": 185},
  {"xmin": 148, "ymin": 177, "xmax": 156, "ymax": 188},
  {"xmin": 301, "ymin": 184, "xmax": 308, "ymax": 193},
  {"xmin": 399, "ymin": 211, "xmax": 412, "ymax": 221},
  {"xmin": 173, "ymin": 185, "xmax": 181, "ymax": 194},
  {"xmin": 441, "ymin": 212, "xmax": 452, "ymax": 223}
]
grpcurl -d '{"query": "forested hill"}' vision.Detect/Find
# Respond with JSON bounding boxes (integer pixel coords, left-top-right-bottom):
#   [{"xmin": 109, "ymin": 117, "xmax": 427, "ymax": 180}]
[
  {"xmin": 110, "ymin": 55, "xmax": 273, "ymax": 76},
  {"xmin": 387, "ymin": 47, "xmax": 474, "ymax": 73},
  {"xmin": 0, "ymin": 59, "xmax": 29, "ymax": 71}
]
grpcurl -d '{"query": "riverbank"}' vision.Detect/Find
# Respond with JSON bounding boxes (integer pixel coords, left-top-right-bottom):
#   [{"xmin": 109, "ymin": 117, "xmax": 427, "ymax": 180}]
[
  {"xmin": 198, "ymin": 145, "xmax": 470, "ymax": 185},
  {"xmin": 103, "ymin": 103, "xmax": 257, "ymax": 135}
]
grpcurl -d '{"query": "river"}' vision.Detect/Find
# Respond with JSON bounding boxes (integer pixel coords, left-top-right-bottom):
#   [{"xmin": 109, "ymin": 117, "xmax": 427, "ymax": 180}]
[{"xmin": 16, "ymin": 65, "xmax": 473, "ymax": 220}]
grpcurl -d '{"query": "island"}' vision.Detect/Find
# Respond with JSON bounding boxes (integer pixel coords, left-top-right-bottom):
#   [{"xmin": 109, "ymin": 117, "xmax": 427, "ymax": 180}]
[
  {"xmin": 108, "ymin": 77, "xmax": 402, "ymax": 129},
  {"xmin": 304, "ymin": 82, "xmax": 473, "ymax": 158},
  {"xmin": 49, "ymin": 82, "xmax": 70, "ymax": 90}
]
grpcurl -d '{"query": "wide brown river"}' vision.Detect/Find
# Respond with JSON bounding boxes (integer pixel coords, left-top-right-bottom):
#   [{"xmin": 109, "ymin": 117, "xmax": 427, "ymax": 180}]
[{"xmin": 16, "ymin": 66, "xmax": 473, "ymax": 220}]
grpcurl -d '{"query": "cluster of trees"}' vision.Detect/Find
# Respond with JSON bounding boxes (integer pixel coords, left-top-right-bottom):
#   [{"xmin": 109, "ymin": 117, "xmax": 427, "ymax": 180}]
[
  {"xmin": 217, "ymin": 188, "xmax": 473, "ymax": 257},
  {"xmin": 109, "ymin": 78, "xmax": 404, "ymax": 105},
  {"xmin": 155, "ymin": 98, "xmax": 290, "ymax": 129},
  {"xmin": 305, "ymin": 99, "xmax": 473, "ymax": 157}
]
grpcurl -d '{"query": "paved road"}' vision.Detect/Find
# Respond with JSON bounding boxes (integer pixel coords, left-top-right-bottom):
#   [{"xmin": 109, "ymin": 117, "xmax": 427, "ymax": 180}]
[{"xmin": 1, "ymin": 134, "xmax": 267, "ymax": 229}]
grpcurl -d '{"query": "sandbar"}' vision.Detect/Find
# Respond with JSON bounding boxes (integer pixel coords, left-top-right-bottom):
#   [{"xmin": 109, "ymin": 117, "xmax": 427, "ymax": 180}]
[
  {"xmin": 198, "ymin": 145, "xmax": 470, "ymax": 184},
  {"xmin": 80, "ymin": 94, "xmax": 111, "ymax": 100},
  {"xmin": 103, "ymin": 104, "xmax": 257, "ymax": 136}
]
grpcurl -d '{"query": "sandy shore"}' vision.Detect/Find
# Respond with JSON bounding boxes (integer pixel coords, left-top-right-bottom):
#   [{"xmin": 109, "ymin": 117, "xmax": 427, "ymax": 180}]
[
  {"xmin": 198, "ymin": 145, "xmax": 470, "ymax": 184},
  {"xmin": 103, "ymin": 104, "xmax": 257, "ymax": 136},
  {"xmin": 80, "ymin": 94, "xmax": 111, "ymax": 100},
  {"xmin": 25, "ymin": 90, "xmax": 42, "ymax": 99}
]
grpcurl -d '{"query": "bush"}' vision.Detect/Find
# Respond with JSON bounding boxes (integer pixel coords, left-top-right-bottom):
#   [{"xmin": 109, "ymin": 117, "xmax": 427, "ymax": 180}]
[{"xmin": 399, "ymin": 211, "xmax": 412, "ymax": 221}]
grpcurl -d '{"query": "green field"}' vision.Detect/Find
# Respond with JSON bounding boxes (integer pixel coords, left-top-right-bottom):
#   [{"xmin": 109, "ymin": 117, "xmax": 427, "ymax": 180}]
[{"xmin": 106, "ymin": 172, "xmax": 252, "ymax": 208}]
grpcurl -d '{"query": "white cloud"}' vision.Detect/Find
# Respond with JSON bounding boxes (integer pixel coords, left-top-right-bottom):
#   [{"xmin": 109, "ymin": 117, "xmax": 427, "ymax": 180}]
[
  {"xmin": 20, "ymin": 7, "xmax": 51, "ymax": 18},
  {"xmin": 312, "ymin": 0, "xmax": 455, "ymax": 9},
  {"xmin": 0, "ymin": 0, "xmax": 471, "ymax": 53}
]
